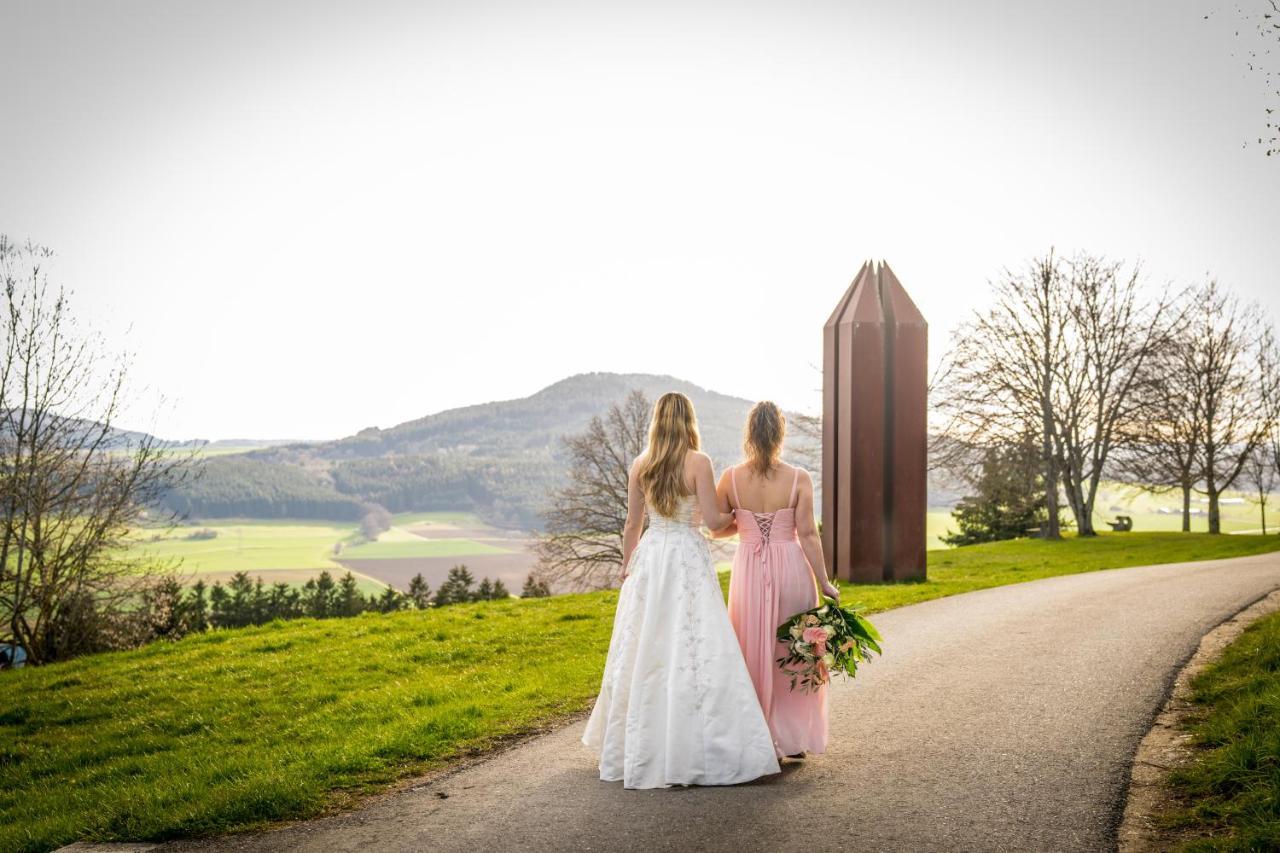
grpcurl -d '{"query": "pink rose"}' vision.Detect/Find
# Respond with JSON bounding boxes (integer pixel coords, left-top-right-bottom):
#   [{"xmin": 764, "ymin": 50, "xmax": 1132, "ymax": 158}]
[{"xmin": 802, "ymin": 626, "xmax": 828, "ymax": 645}]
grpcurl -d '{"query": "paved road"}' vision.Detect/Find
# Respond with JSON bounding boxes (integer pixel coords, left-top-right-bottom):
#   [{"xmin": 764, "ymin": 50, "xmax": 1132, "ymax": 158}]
[{"xmin": 165, "ymin": 553, "xmax": 1280, "ymax": 853}]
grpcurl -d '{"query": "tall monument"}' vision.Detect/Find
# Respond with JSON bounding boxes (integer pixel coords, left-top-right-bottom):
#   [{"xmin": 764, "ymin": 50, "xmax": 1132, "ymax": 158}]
[{"xmin": 822, "ymin": 261, "xmax": 928, "ymax": 583}]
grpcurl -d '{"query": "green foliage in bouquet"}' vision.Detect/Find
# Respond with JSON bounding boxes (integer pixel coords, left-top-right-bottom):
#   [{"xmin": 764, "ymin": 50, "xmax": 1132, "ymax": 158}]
[{"xmin": 776, "ymin": 597, "xmax": 882, "ymax": 693}]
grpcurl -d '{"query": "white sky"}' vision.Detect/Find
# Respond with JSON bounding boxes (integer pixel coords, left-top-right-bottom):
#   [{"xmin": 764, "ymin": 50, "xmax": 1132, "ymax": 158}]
[{"xmin": 2, "ymin": 0, "xmax": 1277, "ymax": 440}]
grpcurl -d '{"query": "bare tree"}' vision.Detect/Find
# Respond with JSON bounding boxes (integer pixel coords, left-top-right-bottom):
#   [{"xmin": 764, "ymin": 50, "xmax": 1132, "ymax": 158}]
[
  {"xmin": 934, "ymin": 252, "xmax": 1070, "ymax": 539},
  {"xmin": 789, "ymin": 410, "xmax": 822, "ymax": 475},
  {"xmin": 533, "ymin": 390, "xmax": 649, "ymax": 590},
  {"xmin": 1187, "ymin": 280, "xmax": 1276, "ymax": 534},
  {"xmin": 1214, "ymin": 0, "xmax": 1280, "ymax": 156},
  {"xmin": 1243, "ymin": 444, "xmax": 1277, "ymax": 533},
  {"xmin": 1254, "ymin": 325, "xmax": 1280, "ymax": 533},
  {"xmin": 0, "ymin": 237, "xmax": 187, "ymax": 664},
  {"xmin": 1050, "ymin": 256, "xmax": 1180, "ymax": 536},
  {"xmin": 1116, "ymin": 332, "xmax": 1204, "ymax": 532}
]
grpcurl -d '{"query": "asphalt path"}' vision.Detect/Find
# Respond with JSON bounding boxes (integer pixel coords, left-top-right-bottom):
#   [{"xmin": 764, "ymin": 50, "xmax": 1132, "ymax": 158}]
[{"xmin": 165, "ymin": 552, "xmax": 1280, "ymax": 853}]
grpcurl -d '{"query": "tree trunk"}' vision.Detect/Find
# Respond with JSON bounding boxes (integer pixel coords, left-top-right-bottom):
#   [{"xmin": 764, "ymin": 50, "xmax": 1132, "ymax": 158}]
[
  {"xmin": 1042, "ymin": 426, "xmax": 1061, "ymax": 540},
  {"xmin": 1207, "ymin": 486, "xmax": 1221, "ymax": 535},
  {"xmin": 1181, "ymin": 483, "xmax": 1192, "ymax": 533}
]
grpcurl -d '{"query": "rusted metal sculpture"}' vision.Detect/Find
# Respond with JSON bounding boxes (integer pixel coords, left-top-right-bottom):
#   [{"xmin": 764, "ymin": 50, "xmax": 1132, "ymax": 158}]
[{"xmin": 822, "ymin": 261, "xmax": 928, "ymax": 583}]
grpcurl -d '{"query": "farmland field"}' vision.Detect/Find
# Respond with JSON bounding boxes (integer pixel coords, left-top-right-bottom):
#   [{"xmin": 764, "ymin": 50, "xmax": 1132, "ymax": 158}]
[
  {"xmin": 131, "ymin": 520, "xmax": 352, "ymax": 573},
  {"xmin": 127, "ymin": 513, "xmax": 538, "ymax": 595}
]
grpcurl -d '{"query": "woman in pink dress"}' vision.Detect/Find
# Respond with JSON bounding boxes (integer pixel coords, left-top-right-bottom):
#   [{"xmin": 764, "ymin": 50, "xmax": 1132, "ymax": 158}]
[{"xmin": 717, "ymin": 401, "xmax": 841, "ymax": 759}]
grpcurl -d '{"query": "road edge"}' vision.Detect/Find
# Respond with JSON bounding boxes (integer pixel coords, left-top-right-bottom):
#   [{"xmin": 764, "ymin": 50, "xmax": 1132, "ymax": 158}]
[{"xmin": 1116, "ymin": 586, "xmax": 1280, "ymax": 852}]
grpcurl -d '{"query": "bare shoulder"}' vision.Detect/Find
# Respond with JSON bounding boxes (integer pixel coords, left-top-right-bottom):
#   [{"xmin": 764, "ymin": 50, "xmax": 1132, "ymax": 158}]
[
  {"xmin": 686, "ymin": 449, "xmax": 713, "ymax": 470},
  {"xmin": 783, "ymin": 460, "xmax": 812, "ymax": 484}
]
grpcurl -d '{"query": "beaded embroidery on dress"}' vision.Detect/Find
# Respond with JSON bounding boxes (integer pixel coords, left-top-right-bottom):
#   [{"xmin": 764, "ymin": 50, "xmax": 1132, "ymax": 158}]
[{"xmin": 582, "ymin": 494, "xmax": 781, "ymax": 789}]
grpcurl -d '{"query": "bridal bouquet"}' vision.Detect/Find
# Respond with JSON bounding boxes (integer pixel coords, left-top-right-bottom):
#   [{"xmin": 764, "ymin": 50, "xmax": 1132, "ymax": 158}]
[{"xmin": 776, "ymin": 598, "xmax": 882, "ymax": 693}]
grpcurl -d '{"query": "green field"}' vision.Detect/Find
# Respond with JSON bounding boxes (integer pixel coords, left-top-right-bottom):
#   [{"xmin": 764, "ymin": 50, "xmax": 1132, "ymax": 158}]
[
  {"xmin": 131, "ymin": 513, "xmax": 503, "ymax": 573},
  {"xmin": 1163, "ymin": 608, "xmax": 1280, "ymax": 850},
  {"xmin": 6, "ymin": 532, "xmax": 1280, "ymax": 852},
  {"xmin": 132, "ymin": 520, "xmax": 354, "ymax": 573}
]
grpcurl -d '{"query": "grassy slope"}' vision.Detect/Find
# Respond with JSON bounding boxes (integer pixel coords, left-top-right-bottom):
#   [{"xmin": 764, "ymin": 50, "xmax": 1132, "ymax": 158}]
[
  {"xmin": 5, "ymin": 533, "xmax": 1280, "ymax": 852},
  {"xmin": 1163, "ymin": 610, "xmax": 1280, "ymax": 851}
]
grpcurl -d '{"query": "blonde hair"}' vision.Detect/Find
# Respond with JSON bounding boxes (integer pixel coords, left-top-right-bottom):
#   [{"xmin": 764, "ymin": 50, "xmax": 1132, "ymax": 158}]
[
  {"xmin": 744, "ymin": 401, "xmax": 785, "ymax": 477},
  {"xmin": 638, "ymin": 392, "xmax": 701, "ymax": 517}
]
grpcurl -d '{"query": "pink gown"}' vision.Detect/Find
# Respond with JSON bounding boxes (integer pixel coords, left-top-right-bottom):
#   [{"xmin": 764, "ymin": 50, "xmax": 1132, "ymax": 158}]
[{"xmin": 726, "ymin": 465, "xmax": 829, "ymax": 757}]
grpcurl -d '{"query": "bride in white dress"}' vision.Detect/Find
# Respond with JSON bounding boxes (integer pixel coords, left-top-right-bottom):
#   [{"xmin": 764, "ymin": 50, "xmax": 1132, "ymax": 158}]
[{"xmin": 583, "ymin": 392, "xmax": 780, "ymax": 789}]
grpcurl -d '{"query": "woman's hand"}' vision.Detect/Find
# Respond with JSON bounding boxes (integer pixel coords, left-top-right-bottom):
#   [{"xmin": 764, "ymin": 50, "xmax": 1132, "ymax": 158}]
[{"xmin": 820, "ymin": 578, "xmax": 841, "ymax": 602}]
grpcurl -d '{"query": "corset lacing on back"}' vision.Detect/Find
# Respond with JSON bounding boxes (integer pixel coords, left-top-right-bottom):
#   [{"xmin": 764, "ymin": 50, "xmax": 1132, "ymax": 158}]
[{"xmin": 732, "ymin": 466, "xmax": 800, "ymax": 566}]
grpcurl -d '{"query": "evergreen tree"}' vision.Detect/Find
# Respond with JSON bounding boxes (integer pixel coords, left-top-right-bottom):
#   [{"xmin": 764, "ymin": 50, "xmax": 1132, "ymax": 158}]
[
  {"xmin": 434, "ymin": 565, "xmax": 476, "ymax": 606},
  {"xmin": 304, "ymin": 571, "xmax": 338, "ymax": 618},
  {"xmin": 407, "ymin": 573, "xmax": 432, "ymax": 609},
  {"xmin": 476, "ymin": 578, "xmax": 494, "ymax": 600},
  {"xmin": 209, "ymin": 581, "xmax": 231, "ymax": 627},
  {"xmin": 942, "ymin": 438, "xmax": 1050, "ymax": 546},
  {"xmin": 186, "ymin": 580, "xmax": 210, "ymax": 631},
  {"xmin": 371, "ymin": 585, "xmax": 405, "ymax": 613},
  {"xmin": 227, "ymin": 572, "xmax": 255, "ymax": 627},
  {"xmin": 251, "ymin": 576, "xmax": 268, "ymax": 625},
  {"xmin": 337, "ymin": 572, "xmax": 365, "ymax": 617},
  {"xmin": 490, "ymin": 579, "xmax": 509, "ymax": 600},
  {"xmin": 521, "ymin": 573, "xmax": 551, "ymax": 598},
  {"xmin": 267, "ymin": 582, "xmax": 300, "ymax": 620}
]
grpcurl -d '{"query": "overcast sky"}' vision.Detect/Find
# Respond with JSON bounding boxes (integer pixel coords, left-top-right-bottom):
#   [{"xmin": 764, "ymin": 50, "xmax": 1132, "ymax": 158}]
[{"xmin": 2, "ymin": 0, "xmax": 1277, "ymax": 440}]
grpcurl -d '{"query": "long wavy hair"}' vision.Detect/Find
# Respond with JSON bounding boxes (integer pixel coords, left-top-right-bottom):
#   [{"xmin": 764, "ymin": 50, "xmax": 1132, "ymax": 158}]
[
  {"xmin": 744, "ymin": 400, "xmax": 785, "ymax": 477},
  {"xmin": 638, "ymin": 392, "xmax": 701, "ymax": 517}
]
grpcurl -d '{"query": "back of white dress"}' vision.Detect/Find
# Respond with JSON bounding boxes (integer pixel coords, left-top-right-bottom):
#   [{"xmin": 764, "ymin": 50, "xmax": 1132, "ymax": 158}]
[{"xmin": 582, "ymin": 494, "xmax": 781, "ymax": 788}]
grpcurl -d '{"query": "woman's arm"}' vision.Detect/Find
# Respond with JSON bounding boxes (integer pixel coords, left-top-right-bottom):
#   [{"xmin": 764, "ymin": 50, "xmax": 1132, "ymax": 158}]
[
  {"xmin": 794, "ymin": 469, "xmax": 840, "ymax": 601},
  {"xmin": 620, "ymin": 458, "xmax": 646, "ymax": 581},
  {"xmin": 690, "ymin": 452, "xmax": 734, "ymax": 531},
  {"xmin": 708, "ymin": 468, "xmax": 739, "ymax": 539}
]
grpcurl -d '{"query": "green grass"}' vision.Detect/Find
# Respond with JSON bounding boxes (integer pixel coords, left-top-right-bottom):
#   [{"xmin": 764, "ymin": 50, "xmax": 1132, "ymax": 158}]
[
  {"xmin": 337, "ymin": 539, "xmax": 510, "ymax": 560},
  {"xmin": 6, "ymin": 532, "xmax": 1280, "ymax": 852},
  {"xmin": 132, "ymin": 521, "xmax": 354, "ymax": 573},
  {"xmin": 833, "ymin": 532, "xmax": 1280, "ymax": 613},
  {"xmin": 926, "ymin": 482, "xmax": 1275, "ymax": 550},
  {"xmin": 1161, "ymin": 609, "xmax": 1280, "ymax": 851}
]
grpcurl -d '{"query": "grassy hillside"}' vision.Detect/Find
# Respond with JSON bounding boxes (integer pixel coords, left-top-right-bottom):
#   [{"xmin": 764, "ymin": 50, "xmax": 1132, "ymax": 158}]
[{"xmin": 6, "ymin": 533, "xmax": 1280, "ymax": 852}]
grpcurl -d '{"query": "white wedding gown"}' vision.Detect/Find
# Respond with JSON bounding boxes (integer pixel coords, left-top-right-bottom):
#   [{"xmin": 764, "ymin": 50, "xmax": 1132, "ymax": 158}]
[{"xmin": 582, "ymin": 495, "xmax": 781, "ymax": 789}]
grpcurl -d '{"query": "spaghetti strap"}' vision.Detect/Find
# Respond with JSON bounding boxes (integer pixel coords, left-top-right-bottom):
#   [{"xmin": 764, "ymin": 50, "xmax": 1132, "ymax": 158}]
[
  {"xmin": 788, "ymin": 466, "xmax": 801, "ymax": 509},
  {"xmin": 730, "ymin": 465, "xmax": 742, "ymax": 508}
]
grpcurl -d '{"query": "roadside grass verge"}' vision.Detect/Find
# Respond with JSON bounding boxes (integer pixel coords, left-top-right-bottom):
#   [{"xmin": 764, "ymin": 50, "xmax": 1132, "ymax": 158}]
[
  {"xmin": 4, "ymin": 532, "xmax": 1280, "ymax": 852},
  {"xmin": 1161, "ymin": 609, "xmax": 1280, "ymax": 851}
]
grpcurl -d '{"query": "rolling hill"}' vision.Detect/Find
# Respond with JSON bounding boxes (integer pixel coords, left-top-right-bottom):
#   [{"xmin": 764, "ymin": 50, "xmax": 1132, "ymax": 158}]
[{"xmin": 162, "ymin": 373, "xmax": 808, "ymax": 528}]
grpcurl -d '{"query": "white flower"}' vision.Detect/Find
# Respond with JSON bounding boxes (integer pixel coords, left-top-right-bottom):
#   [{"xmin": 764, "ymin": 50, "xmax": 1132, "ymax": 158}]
[
  {"xmin": 816, "ymin": 605, "xmax": 829, "ymax": 616},
  {"xmin": 823, "ymin": 625, "xmax": 836, "ymax": 638},
  {"xmin": 822, "ymin": 653, "xmax": 835, "ymax": 667},
  {"xmin": 790, "ymin": 625, "xmax": 803, "ymax": 639}
]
